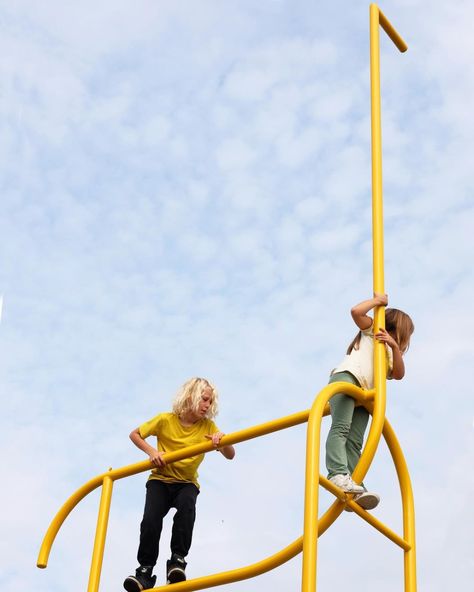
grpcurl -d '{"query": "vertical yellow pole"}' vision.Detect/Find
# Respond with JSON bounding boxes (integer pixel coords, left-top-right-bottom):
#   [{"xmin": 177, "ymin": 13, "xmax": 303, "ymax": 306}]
[
  {"xmin": 370, "ymin": 2, "xmax": 387, "ymax": 385},
  {"xmin": 301, "ymin": 392, "xmax": 331, "ymax": 592},
  {"xmin": 351, "ymin": 2, "xmax": 388, "ymax": 490},
  {"xmin": 87, "ymin": 475, "xmax": 114, "ymax": 592}
]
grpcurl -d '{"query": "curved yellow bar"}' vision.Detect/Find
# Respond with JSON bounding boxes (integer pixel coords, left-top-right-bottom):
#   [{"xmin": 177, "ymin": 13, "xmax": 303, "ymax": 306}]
[
  {"xmin": 38, "ymin": 401, "xmax": 415, "ymax": 592},
  {"xmin": 141, "ymin": 410, "xmax": 412, "ymax": 592},
  {"xmin": 37, "ymin": 409, "xmax": 310, "ymax": 569},
  {"xmin": 382, "ymin": 418, "xmax": 417, "ymax": 590},
  {"xmin": 302, "ymin": 383, "xmax": 374, "ymax": 591}
]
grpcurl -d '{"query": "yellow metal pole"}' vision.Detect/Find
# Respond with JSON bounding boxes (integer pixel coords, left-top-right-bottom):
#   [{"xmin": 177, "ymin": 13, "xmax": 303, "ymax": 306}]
[
  {"xmin": 353, "ymin": 2, "xmax": 407, "ymax": 488},
  {"xmin": 301, "ymin": 382, "xmax": 373, "ymax": 592},
  {"xmin": 365, "ymin": 4, "xmax": 388, "ymax": 488},
  {"xmin": 38, "ymin": 410, "xmax": 311, "ymax": 569},
  {"xmin": 87, "ymin": 475, "xmax": 113, "ymax": 592},
  {"xmin": 382, "ymin": 419, "xmax": 417, "ymax": 591}
]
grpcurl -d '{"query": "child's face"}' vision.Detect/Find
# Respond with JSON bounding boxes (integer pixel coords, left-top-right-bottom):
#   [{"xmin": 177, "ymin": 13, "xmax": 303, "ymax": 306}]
[{"xmin": 197, "ymin": 386, "xmax": 214, "ymax": 418}]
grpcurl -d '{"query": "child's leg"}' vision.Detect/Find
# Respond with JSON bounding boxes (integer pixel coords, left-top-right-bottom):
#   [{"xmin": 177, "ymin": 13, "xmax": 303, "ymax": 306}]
[
  {"xmin": 169, "ymin": 483, "xmax": 199, "ymax": 558},
  {"xmin": 325, "ymin": 372, "xmax": 359, "ymax": 479},
  {"xmin": 346, "ymin": 406, "xmax": 370, "ymax": 480},
  {"xmin": 326, "ymin": 398, "xmax": 355, "ymax": 479},
  {"xmin": 137, "ymin": 480, "xmax": 171, "ymax": 567}
]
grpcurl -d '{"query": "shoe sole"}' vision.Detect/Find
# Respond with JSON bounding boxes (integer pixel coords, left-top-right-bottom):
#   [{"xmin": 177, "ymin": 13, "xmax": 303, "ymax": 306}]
[
  {"xmin": 354, "ymin": 492, "xmax": 380, "ymax": 510},
  {"xmin": 345, "ymin": 492, "xmax": 380, "ymax": 512},
  {"xmin": 167, "ymin": 567, "xmax": 186, "ymax": 584},
  {"xmin": 123, "ymin": 576, "xmax": 143, "ymax": 592}
]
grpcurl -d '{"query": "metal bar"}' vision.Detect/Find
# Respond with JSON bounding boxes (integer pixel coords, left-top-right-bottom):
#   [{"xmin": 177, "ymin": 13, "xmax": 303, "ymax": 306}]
[
  {"xmin": 301, "ymin": 382, "xmax": 371, "ymax": 591},
  {"xmin": 37, "ymin": 409, "xmax": 310, "ymax": 568},
  {"xmin": 382, "ymin": 419, "xmax": 417, "ymax": 590},
  {"xmin": 87, "ymin": 475, "xmax": 113, "ymax": 592},
  {"xmin": 378, "ymin": 7, "xmax": 408, "ymax": 52}
]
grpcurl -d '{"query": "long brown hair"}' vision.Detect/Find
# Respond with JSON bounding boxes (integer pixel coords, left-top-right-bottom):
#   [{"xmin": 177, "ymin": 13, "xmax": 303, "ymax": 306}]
[{"xmin": 347, "ymin": 308, "xmax": 414, "ymax": 355}]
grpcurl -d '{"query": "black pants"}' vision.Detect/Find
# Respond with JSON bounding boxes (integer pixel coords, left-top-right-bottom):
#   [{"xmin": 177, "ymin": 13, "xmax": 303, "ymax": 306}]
[{"xmin": 137, "ymin": 480, "xmax": 199, "ymax": 567}]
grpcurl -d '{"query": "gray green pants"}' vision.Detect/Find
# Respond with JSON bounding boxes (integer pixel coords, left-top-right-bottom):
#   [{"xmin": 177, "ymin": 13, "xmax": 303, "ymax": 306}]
[{"xmin": 325, "ymin": 371, "xmax": 369, "ymax": 481}]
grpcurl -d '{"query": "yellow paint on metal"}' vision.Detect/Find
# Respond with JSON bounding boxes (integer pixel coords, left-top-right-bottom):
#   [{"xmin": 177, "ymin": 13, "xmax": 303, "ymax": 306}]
[
  {"xmin": 37, "ymin": 5, "xmax": 417, "ymax": 592},
  {"xmin": 87, "ymin": 475, "xmax": 113, "ymax": 592}
]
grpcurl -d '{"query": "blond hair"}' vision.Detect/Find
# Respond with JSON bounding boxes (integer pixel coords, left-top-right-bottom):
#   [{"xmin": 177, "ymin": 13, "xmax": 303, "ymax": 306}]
[
  {"xmin": 172, "ymin": 377, "xmax": 219, "ymax": 419},
  {"xmin": 347, "ymin": 308, "xmax": 414, "ymax": 355}
]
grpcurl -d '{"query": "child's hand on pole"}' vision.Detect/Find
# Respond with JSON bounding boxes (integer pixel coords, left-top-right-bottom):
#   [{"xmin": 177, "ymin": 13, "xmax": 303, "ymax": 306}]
[
  {"xmin": 149, "ymin": 450, "xmax": 166, "ymax": 467},
  {"xmin": 206, "ymin": 432, "xmax": 225, "ymax": 449},
  {"xmin": 373, "ymin": 292, "xmax": 388, "ymax": 306}
]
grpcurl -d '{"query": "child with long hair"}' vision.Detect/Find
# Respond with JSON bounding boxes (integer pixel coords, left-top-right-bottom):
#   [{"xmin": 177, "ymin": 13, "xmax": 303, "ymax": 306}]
[
  {"xmin": 124, "ymin": 378, "xmax": 235, "ymax": 591},
  {"xmin": 325, "ymin": 293, "xmax": 414, "ymax": 510}
]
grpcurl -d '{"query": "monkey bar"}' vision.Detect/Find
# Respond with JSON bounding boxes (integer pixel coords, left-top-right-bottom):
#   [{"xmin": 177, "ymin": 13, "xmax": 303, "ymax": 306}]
[{"xmin": 37, "ymin": 4, "xmax": 416, "ymax": 591}]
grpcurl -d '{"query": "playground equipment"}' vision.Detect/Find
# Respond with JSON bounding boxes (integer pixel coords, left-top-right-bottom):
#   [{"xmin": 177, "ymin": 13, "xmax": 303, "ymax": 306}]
[{"xmin": 37, "ymin": 4, "xmax": 416, "ymax": 591}]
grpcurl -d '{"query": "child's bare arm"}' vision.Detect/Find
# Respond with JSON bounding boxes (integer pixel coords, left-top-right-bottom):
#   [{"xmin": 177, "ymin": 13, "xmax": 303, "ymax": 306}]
[
  {"xmin": 206, "ymin": 432, "xmax": 235, "ymax": 460},
  {"xmin": 130, "ymin": 428, "xmax": 166, "ymax": 467},
  {"xmin": 351, "ymin": 293, "xmax": 388, "ymax": 330},
  {"xmin": 375, "ymin": 328, "xmax": 406, "ymax": 379}
]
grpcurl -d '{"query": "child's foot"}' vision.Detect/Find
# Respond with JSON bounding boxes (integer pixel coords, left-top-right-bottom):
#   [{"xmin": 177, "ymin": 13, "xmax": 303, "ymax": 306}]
[
  {"xmin": 123, "ymin": 565, "xmax": 156, "ymax": 592},
  {"xmin": 345, "ymin": 491, "xmax": 380, "ymax": 512},
  {"xmin": 166, "ymin": 554, "xmax": 187, "ymax": 584},
  {"xmin": 354, "ymin": 491, "xmax": 380, "ymax": 510},
  {"xmin": 329, "ymin": 473, "xmax": 365, "ymax": 494}
]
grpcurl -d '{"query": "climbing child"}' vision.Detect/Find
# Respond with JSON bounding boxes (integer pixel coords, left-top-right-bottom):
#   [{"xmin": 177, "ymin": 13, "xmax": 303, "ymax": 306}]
[
  {"xmin": 325, "ymin": 293, "xmax": 414, "ymax": 510},
  {"xmin": 123, "ymin": 377, "xmax": 235, "ymax": 591}
]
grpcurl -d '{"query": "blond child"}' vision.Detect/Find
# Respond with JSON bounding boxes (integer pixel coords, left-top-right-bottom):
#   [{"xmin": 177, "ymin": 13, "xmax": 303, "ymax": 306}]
[{"xmin": 124, "ymin": 378, "xmax": 235, "ymax": 591}]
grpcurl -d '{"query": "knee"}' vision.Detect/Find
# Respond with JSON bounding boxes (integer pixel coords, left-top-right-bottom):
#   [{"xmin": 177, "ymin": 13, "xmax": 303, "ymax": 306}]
[{"xmin": 328, "ymin": 421, "xmax": 351, "ymax": 438}]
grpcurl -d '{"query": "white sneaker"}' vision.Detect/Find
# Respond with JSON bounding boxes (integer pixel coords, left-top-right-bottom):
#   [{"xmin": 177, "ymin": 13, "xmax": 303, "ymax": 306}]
[{"xmin": 329, "ymin": 474, "xmax": 365, "ymax": 494}]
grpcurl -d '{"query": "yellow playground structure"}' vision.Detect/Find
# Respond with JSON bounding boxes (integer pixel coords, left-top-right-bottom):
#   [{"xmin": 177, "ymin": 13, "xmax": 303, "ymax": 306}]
[{"xmin": 37, "ymin": 5, "xmax": 416, "ymax": 591}]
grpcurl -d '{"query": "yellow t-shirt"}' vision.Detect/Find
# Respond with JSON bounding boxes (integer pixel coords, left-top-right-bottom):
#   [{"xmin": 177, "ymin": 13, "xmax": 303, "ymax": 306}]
[{"xmin": 139, "ymin": 412, "xmax": 219, "ymax": 488}]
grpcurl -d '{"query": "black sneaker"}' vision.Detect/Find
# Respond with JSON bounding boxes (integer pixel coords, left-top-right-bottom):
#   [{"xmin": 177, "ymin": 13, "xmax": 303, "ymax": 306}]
[
  {"xmin": 166, "ymin": 554, "xmax": 187, "ymax": 584},
  {"xmin": 123, "ymin": 566, "xmax": 157, "ymax": 591}
]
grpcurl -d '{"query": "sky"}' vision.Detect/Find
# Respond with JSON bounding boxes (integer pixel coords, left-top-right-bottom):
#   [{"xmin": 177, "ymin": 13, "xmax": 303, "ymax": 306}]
[{"xmin": 0, "ymin": 0, "xmax": 473, "ymax": 590}]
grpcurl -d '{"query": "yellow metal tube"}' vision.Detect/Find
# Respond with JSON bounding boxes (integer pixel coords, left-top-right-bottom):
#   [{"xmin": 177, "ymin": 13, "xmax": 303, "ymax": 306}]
[
  {"xmin": 382, "ymin": 418, "xmax": 417, "ymax": 591},
  {"xmin": 145, "ymin": 537, "xmax": 304, "ymax": 592},
  {"xmin": 87, "ymin": 475, "xmax": 114, "ymax": 592},
  {"xmin": 37, "ymin": 409, "xmax": 310, "ymax": 568},
  {"xmin": 38, "ymin": 401, "xmax": 414, "ymax": 592},
  {"xmin": 378, "ymin": 7, "xmax": 408, "ymax": 53},
  {"xmin": 301, "ymin": 382, "xmax": 373, "ymax": 592},
  {"xmin": 370, "ymin": 3, "xmax": 385, "ymax": 300}
]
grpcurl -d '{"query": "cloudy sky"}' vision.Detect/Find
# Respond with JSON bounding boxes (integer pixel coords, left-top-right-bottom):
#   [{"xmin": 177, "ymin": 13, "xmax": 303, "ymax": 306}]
[{"xmin": 1, "ymin": 0, "xmax": 473, "ymax": 590}]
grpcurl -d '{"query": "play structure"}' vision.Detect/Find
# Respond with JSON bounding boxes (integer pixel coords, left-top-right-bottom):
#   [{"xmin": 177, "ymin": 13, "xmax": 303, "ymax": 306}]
[{"xmin": 37, "ymin": 5, "xmax": 416, "ymax": 591}]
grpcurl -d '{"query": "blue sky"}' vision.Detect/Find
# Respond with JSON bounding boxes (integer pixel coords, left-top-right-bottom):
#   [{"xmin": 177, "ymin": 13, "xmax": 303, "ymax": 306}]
[{"xmin": 1, "ymin": 1, "xmax": 473, "ymax": 591}]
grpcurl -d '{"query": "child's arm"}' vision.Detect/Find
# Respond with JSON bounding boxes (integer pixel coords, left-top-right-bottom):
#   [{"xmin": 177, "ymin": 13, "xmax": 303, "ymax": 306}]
[
  {"xmin": 206, "ymin": 432, "xmax": 235, "ymax": 460},
  {"xmin": 374, "ymin": 329, "xmax": 406, "ymax": 380},
  {"xmin": 351, "ymin": 293, "xmax": 388, "ymax": 330},
  {"xmin": 130, "ymin": 428, "xmax": 166, "ymax": 467}
]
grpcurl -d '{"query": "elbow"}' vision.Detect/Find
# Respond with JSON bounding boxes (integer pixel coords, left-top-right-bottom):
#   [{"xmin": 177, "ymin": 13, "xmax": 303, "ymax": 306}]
[
  {"xmin": 226, "ymin": 447, "xmax": 236, "ymax": 460},
  {"xmin": 392, "ymin": 370, "xmax": 405, "ymax": 381}
]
